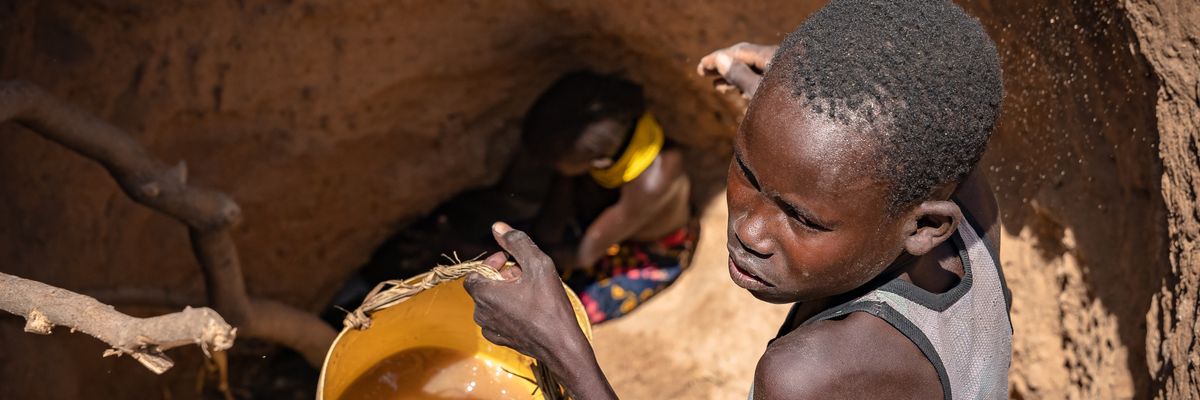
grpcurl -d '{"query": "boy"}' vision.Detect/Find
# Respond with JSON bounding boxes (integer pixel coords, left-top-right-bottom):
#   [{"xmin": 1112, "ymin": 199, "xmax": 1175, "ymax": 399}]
[
  {"xmin": 523, "ymin": 72, "xmax": 693, "ymax": 323},
  {"xmin": 464, "ymin": 1, "xmax": 1010, "ymax": 398}
]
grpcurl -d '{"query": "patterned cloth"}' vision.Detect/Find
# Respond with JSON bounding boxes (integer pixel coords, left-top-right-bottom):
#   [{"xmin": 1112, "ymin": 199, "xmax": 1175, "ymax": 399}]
[{"xmin": 563, "ymin": 227, "xmax": 694, "ymax": 324}]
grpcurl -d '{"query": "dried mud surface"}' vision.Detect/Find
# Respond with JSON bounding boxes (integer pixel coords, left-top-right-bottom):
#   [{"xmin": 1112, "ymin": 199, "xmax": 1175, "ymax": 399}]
[{"xmin": 1123, "ymin": 0, "xmax": 1200, "ymax": 398}]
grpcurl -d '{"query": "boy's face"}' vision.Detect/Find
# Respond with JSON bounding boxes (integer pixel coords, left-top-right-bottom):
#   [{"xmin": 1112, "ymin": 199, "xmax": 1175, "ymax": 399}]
[
  {"xmin": 726, "ymin": 85, "xmax": 910, "ymax": 304},
  {"xmin": 555, "ymin": 118, "xmax": 627, "ymax": 176}
]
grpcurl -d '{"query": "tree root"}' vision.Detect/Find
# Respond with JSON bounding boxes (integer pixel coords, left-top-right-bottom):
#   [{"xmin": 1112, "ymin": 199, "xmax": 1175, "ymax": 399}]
[
  {"xmin": 0, "ymin": 272, "xmax": 235, "ymax": 374},
  {"xmin": 0, "ymin": 80, "xmax": 336, "ymax": 370}
]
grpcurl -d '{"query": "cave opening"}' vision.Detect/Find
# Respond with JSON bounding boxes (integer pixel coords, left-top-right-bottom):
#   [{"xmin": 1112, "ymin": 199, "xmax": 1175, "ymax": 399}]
[{"xmin": 323, "ymin": 68, "xmax": 736, "ymax": 330}]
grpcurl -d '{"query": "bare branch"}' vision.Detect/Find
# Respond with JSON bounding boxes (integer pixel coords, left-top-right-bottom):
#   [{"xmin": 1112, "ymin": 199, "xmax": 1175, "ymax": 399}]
[
  {"xmin": 83, "ymin": 288, "xmax": 336, "ymax": 366},
  {"xmin": 0, "ymin": 80, "xmax": 336, "ymax": 367},
  {"xmin": 0, "ymin": 272, "xmax": 235, "ymax": 374}
]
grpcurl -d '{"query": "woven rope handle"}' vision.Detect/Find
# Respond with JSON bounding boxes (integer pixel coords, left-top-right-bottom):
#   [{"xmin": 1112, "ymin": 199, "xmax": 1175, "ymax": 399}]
[{"xmin": 343, "ymin": 260, "xmax": 509, "ymax": 330}]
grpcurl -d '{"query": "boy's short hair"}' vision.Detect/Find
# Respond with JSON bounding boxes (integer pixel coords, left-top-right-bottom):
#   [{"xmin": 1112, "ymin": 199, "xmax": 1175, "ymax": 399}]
[
  {"xmin": 523, "ymin": 71, "xmax": 645, "ymax": 157},
  {"xmin": 772, "ymin": 0, "xmax": 1003, "ymax": 212}
]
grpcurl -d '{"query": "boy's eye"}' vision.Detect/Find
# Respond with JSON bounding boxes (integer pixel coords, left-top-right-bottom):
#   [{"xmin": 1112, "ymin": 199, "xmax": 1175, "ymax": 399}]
[
  {"xmin": 735, "ymin": 155, "xmax": 761, "ymax": 190},
  {"xmin": 780, "ymin": 201, "xmax": 832, "ymax": 232}
]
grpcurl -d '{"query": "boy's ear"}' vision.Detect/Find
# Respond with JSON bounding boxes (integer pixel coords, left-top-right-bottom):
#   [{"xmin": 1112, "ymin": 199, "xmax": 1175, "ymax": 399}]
[{"xmin": 903, "ymin": 200, "xmax": 962, "ymax": 256}]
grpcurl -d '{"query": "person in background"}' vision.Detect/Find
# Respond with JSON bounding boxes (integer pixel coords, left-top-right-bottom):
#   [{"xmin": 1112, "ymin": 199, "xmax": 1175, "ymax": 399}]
[{"xmin": 522, "ymin": 71, "xmax": 693, "ymax": 324}]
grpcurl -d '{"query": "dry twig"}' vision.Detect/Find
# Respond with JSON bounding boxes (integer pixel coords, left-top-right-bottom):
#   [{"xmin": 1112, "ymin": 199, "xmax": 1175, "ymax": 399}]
[{"xmin": 0, "ymin": 272, "xmax": 235, "ymax": 374}]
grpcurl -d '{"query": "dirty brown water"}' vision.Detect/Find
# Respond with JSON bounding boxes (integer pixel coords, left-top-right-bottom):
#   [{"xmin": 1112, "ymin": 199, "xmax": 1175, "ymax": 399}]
[{"xmin": 339, "ymin": 347, "xmax": 532, "ymax": 400}]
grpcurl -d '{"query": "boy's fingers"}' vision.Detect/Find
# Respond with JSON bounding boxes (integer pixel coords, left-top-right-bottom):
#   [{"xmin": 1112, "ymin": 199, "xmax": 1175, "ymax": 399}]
[
  {"xmin": 699, "ymin": 43, "xmax": 772, "ymax": 77},
  {"xmin": 724, "ymin": 62, "xmax": 762, "ymax": 98},
  {"xmin": 697, "ymin": 50, "xmax": 733, "ymax": 76},
  {"xmin": 729, "ymin": 43, "xmax": 776, "ymax": 69},
  {"xmin": 699, "ymin": 51, "xmax": 734, "ymax": 76},
  {"xmin": 491, "ymin": 221, "xmax": 515, "ymax": 237},
  {"xmin": 713, "ymin": 79, "xmax": 736, "ymax": 94},
  {"xmin": 714, "ymin": 52, "xmax": 734, "ymax": 74},
  {"xmin": 481, "ymin": 251, "xmax": 522, "ymax": 280},
  {"xmin": 491, "ymin": 222, "xmax": 552, "ymax": 275},
  {"xmin": 482, "ymin": 252, "xmax": 508, "ymax": 271},
  {"xmin": 479, "ymin": 327, "xmax": 512, "ymax": 347},
  {"xmin": 463, "ymin": 271, "xmax": 499, "ymax": 297},
  {"xmin": 697, "ymin": 53, "xmax": 718, "ymax": 76},
  {"xmin": 729, "ymin": 45, "xmax": 763, "ymax": 67},
  {"xmin": 471, "ymin": 305, "xmax": 506, "ymax": 343},
  {"xmin": 701, "ymin": 52, "xmax": 762, "ymax": 97}
]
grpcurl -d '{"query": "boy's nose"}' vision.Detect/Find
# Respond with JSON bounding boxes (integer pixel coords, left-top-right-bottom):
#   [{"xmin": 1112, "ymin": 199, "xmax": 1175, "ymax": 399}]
[{"xmin": 733, "ymin": 213, "xmax": 774, "ymax": 259}]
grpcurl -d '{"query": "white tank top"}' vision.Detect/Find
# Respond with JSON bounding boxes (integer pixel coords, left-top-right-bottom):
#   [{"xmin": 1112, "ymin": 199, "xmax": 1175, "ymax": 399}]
[{"xmin": 755, "ymin": 205, "xmax": 1012, "ymax": 399}]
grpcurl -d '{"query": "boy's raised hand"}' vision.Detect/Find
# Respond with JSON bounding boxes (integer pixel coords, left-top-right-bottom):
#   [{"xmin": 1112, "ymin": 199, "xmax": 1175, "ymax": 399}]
[
  {"xmin": 696, "ymin": 42, "xmax": 778, "ymax": 99},
  {"xmin": 464, "ymin": 222, "xmax": 589, "ymax": 364}
]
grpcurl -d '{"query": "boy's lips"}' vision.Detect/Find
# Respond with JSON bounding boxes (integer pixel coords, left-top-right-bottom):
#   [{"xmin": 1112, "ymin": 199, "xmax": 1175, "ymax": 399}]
[{"xmin": 728, "ymin": 257, "xmax": 774, "ymax": 289}]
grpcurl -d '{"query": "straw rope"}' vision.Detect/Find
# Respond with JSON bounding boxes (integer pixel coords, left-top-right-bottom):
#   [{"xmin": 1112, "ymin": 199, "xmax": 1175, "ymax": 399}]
[{"xmin": 343, "ymin": 258, "xmax": 506, "ymax": 330}]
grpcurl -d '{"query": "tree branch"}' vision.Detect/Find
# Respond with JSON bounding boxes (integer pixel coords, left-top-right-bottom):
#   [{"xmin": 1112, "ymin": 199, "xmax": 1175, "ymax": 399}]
[
  {"xmin": 0, "ymin": 80, "xmax": 335, "ymax": 368},
  {"xmin": 0, "ymin": 272, "xmax": 235, "ymax": 374}
]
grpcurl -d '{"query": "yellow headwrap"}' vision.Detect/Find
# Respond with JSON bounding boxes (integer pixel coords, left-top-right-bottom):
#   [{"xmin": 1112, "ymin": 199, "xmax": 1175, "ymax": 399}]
[{"xmin": 590, "ymin": 112, "xmax": 664, "ymax": 189}]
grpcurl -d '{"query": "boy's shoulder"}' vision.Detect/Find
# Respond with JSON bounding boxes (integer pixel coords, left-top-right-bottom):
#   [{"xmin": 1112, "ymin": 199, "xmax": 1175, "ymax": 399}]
[
  {"xmin": 621, "ymin": 148, "xmax": 687, "ymax": 198},
  {"xmin": 754, "ymin": 312, "xmax": 942, "ymax": 399}
]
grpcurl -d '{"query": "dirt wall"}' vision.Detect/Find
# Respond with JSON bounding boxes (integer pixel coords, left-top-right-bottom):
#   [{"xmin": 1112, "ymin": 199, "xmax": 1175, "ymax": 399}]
[
  {"xmin": 1123, "ymin": 0, "xmax": 1200, "ymax": 398},
  {"xmin": 0, "ymin": 0, "xmax": 1193, "ymax": 398},
  {"xmin": 967, "ymin": 1, "xmax": 1166, "ymax": 398}
]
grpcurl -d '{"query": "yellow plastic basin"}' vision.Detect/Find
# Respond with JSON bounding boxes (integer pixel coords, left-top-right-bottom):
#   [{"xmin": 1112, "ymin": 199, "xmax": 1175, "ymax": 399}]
[{"xmin": 318, "ymin": 273, "xmax": 592, "ymax": 399}]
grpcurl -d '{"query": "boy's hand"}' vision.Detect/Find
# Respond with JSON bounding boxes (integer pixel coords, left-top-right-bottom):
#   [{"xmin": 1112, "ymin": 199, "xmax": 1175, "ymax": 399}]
[
  {"xmin": 464, "ymin": 222, "xmax": 589, "ymax": 364},
  {"xmin": 696, "ymin": 42, "xmax": 778, "ymax": 99}
]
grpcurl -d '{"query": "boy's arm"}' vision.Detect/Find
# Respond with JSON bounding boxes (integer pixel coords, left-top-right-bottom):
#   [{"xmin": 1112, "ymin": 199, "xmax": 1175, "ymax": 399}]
[
  {"xmin": 575, "ymin": 151, "xmax": 686, "ymax": 267},
  {"xmin": 464, "ymin": 224, "xmax": 619, "ymax": 400},
  {"xmin": 754, "ymin": 313, "xmax": 942, "ymax": 399}
]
